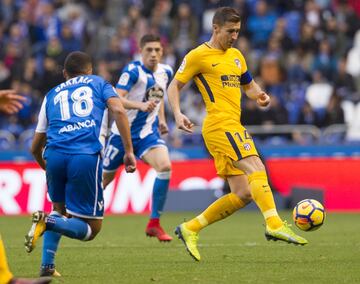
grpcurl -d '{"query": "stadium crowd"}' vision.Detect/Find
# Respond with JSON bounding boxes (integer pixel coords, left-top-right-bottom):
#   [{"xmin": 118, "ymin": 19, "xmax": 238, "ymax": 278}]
[{"xmin": 0, "ymin": 0, "xmax": 359, "ymax": 149}]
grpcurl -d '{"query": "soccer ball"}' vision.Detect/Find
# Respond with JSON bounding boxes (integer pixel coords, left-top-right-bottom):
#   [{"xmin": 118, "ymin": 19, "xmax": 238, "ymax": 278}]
[{"xmin": 292, "ymin": 199, "xmax": 325, "ymax": 231}]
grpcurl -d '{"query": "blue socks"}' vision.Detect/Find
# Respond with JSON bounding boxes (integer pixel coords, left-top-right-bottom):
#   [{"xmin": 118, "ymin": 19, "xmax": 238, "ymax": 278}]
[
  {"xmin": 41, "ymin": 231, "xmax": 61, "ymax": 267},
  {"xmin": 150, "ymin": 171, "xmax": 171, "ymax": 219},
  {"xmin": 46, "ymin": 215, "xmax": 91, "ymax": 240},
  {"xmin": 41, "ymin": 212, "xmax": 62, "ymax": 268}
]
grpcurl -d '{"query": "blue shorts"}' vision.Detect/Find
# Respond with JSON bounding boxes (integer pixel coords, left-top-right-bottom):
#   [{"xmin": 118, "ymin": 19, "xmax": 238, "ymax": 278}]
[
  {"xmin": 44, "ymin": 148, "xmax": 104, "ymax": 219},
  {"xmin": 103, "ymin": 132, "xmax": 166, "ymax": 172}
]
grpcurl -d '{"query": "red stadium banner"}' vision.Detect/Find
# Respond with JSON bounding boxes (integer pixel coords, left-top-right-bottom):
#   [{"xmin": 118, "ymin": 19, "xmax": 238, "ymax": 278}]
[
  {"xmin": 0, "ymin": 158, "xmax": 359, "ymax": 215},
  {"xmin": 266, "ymin": 157, "xmax": 360, "ymax": 212},
  {"xmin": 0, "ymin": 160, "xmax": 220, "ymax": 215}
]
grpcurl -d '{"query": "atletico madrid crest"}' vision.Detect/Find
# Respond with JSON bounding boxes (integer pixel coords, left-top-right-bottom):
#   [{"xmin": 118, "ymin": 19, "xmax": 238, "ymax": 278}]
[{"xmin": 244, "ymin": 143, "xmax": 251, "ymax": 151}]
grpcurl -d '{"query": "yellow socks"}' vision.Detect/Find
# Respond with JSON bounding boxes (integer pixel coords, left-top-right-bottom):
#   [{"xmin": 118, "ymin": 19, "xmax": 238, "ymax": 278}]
[
  {"xmin": 185, "ymin": 193, "xmax": 246, "ymax": 232},
  {"xmin": 0, "ymin": 235, "xmax": 13, "ymax": 284},
  {"xmin": 248, "ymin": 171, "xmax": 283, "ymax": 230}
]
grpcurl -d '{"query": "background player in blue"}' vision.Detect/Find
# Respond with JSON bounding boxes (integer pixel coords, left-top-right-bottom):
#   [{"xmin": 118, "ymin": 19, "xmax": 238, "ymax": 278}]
[
  {"xmin": 25, "ymin": 51, "xmax": 137, "ymax": 277},
  {"xmin": 102, "ymin": 34, "xmax": 173, "ymax": 242}
]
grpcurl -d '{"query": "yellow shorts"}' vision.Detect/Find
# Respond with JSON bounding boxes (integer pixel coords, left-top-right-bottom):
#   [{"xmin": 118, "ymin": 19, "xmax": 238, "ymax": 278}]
[{"xmin": 203, "ymin": 125, "xmax": 259, "ymax": 178}]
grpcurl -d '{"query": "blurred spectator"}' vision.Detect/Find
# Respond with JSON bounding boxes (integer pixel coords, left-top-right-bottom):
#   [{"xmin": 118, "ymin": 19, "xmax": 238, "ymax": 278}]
[
  {"xmin": 46, "ymin": 37, "xmax": 67, "ymax": 65},
  {"xmin": 261, "ymin": 96, "xmax": 288, "ymax": 126},
  {"xmin": 17, "ymin": 81, "xmax": 40, "ymax": 128},
  {"xmin": 334, "ymin": 57, "xmax": 357, "ymax": 100},
  {"xmin": 297, "ymin": 101, "xmax": 322, "ymax": 127},
  {"xmin": 346, "ymin": 30, "xmax": 360, "ymax": 93},
  {"xmin": 247, "ymin": 0, "xmax": 277, "ymax": 49},
  {"xmin": 259, "ymin": 55, "xmax": 286, "ymax": 105},
  {"xmin": 39, "ymin": 57, "xmax": 63, "ymax": 94},
  {"xmin": 102, "ymin": 36, "xmax": 131, "ymax": 84},
  {"xmin": 171, "ymin": 2, "xmax": 198, "ymax": 58},
  {"xmin": 241, "ymin": 98, "xmax": 262, "ymax": 126},
  {"xmin": 298, "ymin": 22, "xmax": 318, "ymax": 54},
  {"xmin": 60, "ymin": 24, "xmax": 82, "ymax": 53},
  {"xmin": 321, "ymin": 93, "xmax": 345, "ymax": 127},
  {"xmin": 305, "ymin": 71, "xmax": 333, "ymax": 119},
  {"xmin": 311, "ymin": 39, "xmax": 337, "ymax": 81},
  {"xmin": 304, "ymin": 0, "xmax": 321, "ymax": 28}
]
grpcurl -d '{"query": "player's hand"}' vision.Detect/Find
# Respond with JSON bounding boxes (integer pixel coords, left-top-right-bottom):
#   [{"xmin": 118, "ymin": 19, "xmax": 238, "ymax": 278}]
[
  {"xmin": 140, "ymin": 101, "xmax": 157, "ymax": 112},
  {"xmin": 256, "ymin": 92, "xmax": 270, "ymax": 107},
  {"xmin": 159, "ymin": 120, "xmax": 169, "ymax": 135},
  {"xmin": 0, "ymin": 90, "xmax": 26, "ymax": 114},
  {"xmin": 175, "ymin": 112, "xmax": 194, "ymax": 133},
  {"xmin": 123, "ymin": 152, "xmax": 136, "ymax": 173}
]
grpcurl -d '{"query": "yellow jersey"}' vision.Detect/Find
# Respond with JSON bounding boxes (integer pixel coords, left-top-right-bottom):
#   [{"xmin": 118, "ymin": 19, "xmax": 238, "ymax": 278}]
[{"xmin": 175, "ymin": 43, "xmax": 252, "ymax": 134}]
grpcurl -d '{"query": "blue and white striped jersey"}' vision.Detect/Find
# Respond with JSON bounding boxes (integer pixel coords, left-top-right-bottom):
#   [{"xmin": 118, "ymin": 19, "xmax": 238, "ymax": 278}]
[
  {"xmin": 36, "ymin": 75, "xmax": 118, "ymax": 154},
  {"xmin": 112, "ymin": 61, "xmax": 173, "ymax": 139}
]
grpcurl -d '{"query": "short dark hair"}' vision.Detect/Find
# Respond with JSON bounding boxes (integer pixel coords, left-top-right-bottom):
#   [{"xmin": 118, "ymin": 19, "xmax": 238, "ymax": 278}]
[
  {"xmin": 140, "ymin": 34, "xmax": 161, "ymax": 48},
  {"xmin": 212, "ymin": 7, "xmax": 240, "ymax": 26},
  {"xmin": 64, "ymin": 51, "xmax": 92, "ymax": 77}
]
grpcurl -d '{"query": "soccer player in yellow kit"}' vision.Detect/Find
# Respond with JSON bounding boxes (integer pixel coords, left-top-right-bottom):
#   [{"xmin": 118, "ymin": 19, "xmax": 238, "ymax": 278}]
[{"xmin": 167, "ymin": 7, "xmax": 308, "ymax": 261}]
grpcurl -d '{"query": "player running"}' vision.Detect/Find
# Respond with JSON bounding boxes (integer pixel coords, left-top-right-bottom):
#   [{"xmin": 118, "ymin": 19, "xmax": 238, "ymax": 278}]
[
  {"xmin": 167, "ymin": 7, "xmax": 308, "ymax": 261},
  {"xmin": 25, "ymin": 51, "xmax": 136, "ymax": 276},
  {"xmin": 102, "ymin": 34, "xmax": 173, "ymax": 242}
]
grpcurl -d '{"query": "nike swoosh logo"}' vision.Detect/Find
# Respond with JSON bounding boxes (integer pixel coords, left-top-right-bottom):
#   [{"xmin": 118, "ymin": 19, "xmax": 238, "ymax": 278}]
[
  {"xmin": 212, "ymin": 63, "xmax": 220, "ymax": 67},
  {"xmin": 301, "ymin": 204, "xmax": 310, "ymax": 209}
]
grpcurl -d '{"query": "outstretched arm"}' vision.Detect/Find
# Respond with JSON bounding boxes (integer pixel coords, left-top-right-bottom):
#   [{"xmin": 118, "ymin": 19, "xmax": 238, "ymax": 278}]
[
  {"xmin": 107, "ymin": 97, "xmax": 136, "ymax": 173},
  {"xmin": 0, "ymin": 89, "xmax": 26, "ymax": 114},
  {"xmin": 116, "ymin": 88, "xmax": 157, "ymax": 112},
  {"xmin": 242, "ymin": 80, "xmax": 270, "ymax": 107},
  {"xmin": 167, "ymin": 79, "xmax": 194, "ymax": 133}
]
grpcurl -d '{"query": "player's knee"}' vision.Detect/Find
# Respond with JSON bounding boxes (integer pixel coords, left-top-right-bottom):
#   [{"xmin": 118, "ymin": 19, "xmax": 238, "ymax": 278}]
[
  {"xmin": 234, "ymin": 156, "xmax": 265, "ymax": 174},
  {"xmin": 85, "ymin": 221, "xmax": 102, "ymax": 241},
  {"xmin": 156, "ymin": 167, "xmax": 171, "ymax": 177},
  {"xmin": 87, "ymin": 229, "xmax": 101, "ymax": 241},
  {"xmin": 234, "ymin": 190, "xmax": 252, "ymax": 204},
  {"xmin": 52, "ymin": 203, "xmax": 66, "ymax": 215}
]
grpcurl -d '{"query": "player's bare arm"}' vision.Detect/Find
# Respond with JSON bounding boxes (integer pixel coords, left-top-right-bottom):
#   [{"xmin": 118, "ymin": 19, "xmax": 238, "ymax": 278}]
[
  {"xmin": 30, "ymin": 132, "xmax": 47, "ymax": 170},
  {"xmin": 107, "ymin": 96, "xmax": 136, "ymax": 173},
  {"xmin": 158, "ymin": 98, "xmax": 168, "ymax": 135},
  {"xmin": 167, "ymin": 79, "xmax": 194, "ymax": 133},
  {"xmin": 116, "ymin": 88, "xmax": 156, "ymax": 112},
  {"xmin": 0, "ymin": 89, "xmax": 26, "ymax": 114},
  {"xmin": 242, "ymin": 80, "xmax": 270, "ymax": 107}
]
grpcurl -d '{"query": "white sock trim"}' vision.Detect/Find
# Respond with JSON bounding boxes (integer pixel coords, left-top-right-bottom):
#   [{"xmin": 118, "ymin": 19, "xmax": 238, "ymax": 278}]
[
  {"xmin": 156, "ymin": 171, "xmax": 171, "ymax": 180},
  {"xmin": 263, "ymin": 209, "xmax": 279, "ymax": 219},
  {"xmin": 196, "ymin": 214, "xmax": 208, "ymax": 227},
  {"xmin": 82, "ymin": 224, "xmax": 92, "ymax": 241}
]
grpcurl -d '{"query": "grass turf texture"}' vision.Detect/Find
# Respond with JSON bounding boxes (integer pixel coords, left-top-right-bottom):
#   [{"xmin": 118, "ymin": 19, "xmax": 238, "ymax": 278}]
[{"xmin": 1, "ymin": 212, "xmax": 359, "ymax": 284}]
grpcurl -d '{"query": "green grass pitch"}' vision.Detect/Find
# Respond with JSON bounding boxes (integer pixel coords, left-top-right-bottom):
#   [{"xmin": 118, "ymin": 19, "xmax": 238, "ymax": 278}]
[{"xmin": 1, "ymin": 212, "xmax": 359, "ymax": 284}]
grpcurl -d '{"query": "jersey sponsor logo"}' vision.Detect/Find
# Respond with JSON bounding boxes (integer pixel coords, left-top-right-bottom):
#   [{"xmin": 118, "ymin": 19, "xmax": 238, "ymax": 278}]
[
  {"xmin": 220, "ymin": 75, "xmax": 241, "ymax": 88},
  {"xmin": 55, "ymin": 76, "xmax": 93, "ymax": 92},
  {"xmin": 145, "ymin": 85, "xmax": 164, "ymax": 102},
  {"xmin": 234, "ymin": 59, "xmax": 241, "ymax": 69},
  {"xmin": 58, "ymin": 119, "xmax": 96, "ymax": 134},
  {"xmin": 118, "ymin": 72, "xmax": 130, "ymax": 86},
  {"xmin": 178, "ymin": 58, "xmax": 186, "ymax": 73},
  {"xmin": 212, "ymin": 63, "xmax": 220, "ymax": 67}
]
